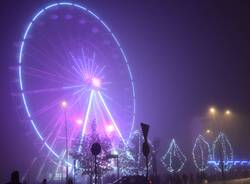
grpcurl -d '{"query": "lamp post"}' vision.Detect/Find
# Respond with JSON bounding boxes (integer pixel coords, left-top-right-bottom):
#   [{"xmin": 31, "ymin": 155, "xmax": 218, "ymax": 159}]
[
  {"xmin": 208, "ymin": 107, "xmax": 224, "ymax": 179},
  {"xmin": 208, "ymin": 107, "xmax": 232, "ymax": 180},
  {"xmin": 61, "ymin": 101, "xmax": 68, "ymax": 182}
]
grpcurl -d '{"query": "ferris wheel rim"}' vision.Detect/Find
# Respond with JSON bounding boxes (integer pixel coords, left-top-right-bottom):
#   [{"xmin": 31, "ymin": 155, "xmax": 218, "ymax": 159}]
[{"xmin": 18, "ymin": 2, "xmax": 136, "ymax": 161}]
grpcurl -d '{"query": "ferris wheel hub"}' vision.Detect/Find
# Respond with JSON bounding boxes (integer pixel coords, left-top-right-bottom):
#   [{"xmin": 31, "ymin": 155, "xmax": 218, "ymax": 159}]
[{"xmin": 91, "ymin": 77, "xmax": 101, "ymax": 89}]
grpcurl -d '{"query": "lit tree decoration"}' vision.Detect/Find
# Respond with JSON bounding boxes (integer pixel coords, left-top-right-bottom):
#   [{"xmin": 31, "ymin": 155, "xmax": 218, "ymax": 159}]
[
  {"xmin": 71, "ymin": 120, "xmax": 113, "ymax": 176},
  {"xmin": 112, "ymin": 144, "xmax": 136, "ymax": 176},
  {"xmin": 192, "ymin": 135, "xmax": 211, "ymax": 171},
  {"xmin": 212, "ymin": 132, "xmax": 233, "ymax": 172},
  {"xmin": 127, "ymin": 130, "xmax": 153, "ymax": 175},
  {"xmin": 161, "ymin": 139, "xmax": 187, "ymax": 173}
]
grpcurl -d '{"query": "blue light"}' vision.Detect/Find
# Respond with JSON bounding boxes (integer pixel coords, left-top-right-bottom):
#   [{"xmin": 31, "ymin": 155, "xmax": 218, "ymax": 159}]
[
  {"xmin": 111, "ymin": 33, "xmax": 121, "ymax": 48},
  {"xmin": 22, "ymin": 93, "xmax": 31, "ymax": 118},
  {"xmin": 208, "ymin": 160, "xmax": 250, "ymax": 166},
  {"xmin": 73, "ymin": 4, "xmax": 87, "ymax": 11},
  {"xmin": 32, "ymin": 9, "xmax": 44, "ymax": 21},
  {"xmin": 23, "ymin": 22, "xmax": 33, "ymax": 40},
  {"xmin": 18, "ymin": 66, "xmax": 22, "ymax": 90},
  {"xmin": 18, "ymin": 1, "xmax": 136, "ymax": 163},
  {"xmin": 58, "ymin": 2, "xmax": 73, "ymax": 6},
  {"xmin": 212, "ymin": 132, "xmax": 234, "ymax": 172},
  {"xmin": 87, "ymin": 10, "xmax": 100, "ymax": 20},
  {"xmin": 19, "ymin": 41, "xmax": 24, "ymax": 64},
  {"xmin": 31, "ymin": 119, "xmax": 43, "ymax": 141},
  {"xmin": 100, "ymin": 20, "xmax": 111, "ymax": 32},
  {"xmin": 44, "ymin": 4, "xmax": 57, "ymax": 10}
]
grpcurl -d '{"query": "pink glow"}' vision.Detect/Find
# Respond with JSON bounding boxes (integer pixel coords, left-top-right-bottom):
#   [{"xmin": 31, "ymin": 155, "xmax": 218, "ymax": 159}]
[
  {"xmin": 61, "ymin": 101, "xmax": 67, "ymax": 108},
  {"xmin": 106, "ymin": 124, "xmax": 115, "ymax": 133},
  {"xmin": 76, "ymin": 119, "xmax": 83, "ymax": 125},
  {"xmin": 92, "ymin": 77, "xmax": 101, "ymax": 88}
]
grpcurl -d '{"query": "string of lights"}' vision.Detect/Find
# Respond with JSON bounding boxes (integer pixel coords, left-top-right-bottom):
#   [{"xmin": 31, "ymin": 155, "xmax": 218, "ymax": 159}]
[
  {"xmin": 161, "ymin": 139, "xmax": 187, "ymax": 173},
  {"xmin": 192, "ymin": 135, "xmax": 211, "ymax": 171},
  {"xmin": 212, "ymin": 132, "xmax": 234, "ymax": 172}
]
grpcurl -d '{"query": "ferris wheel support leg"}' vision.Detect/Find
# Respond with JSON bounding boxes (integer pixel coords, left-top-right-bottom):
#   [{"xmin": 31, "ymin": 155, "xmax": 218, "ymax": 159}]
[
  {"xmin": 78, "ymin": 90, "xmax": 94, "ymax": 152},
  {"xmin": 97, "ymin": 91, "xmax": 126, "ymax": 145}
]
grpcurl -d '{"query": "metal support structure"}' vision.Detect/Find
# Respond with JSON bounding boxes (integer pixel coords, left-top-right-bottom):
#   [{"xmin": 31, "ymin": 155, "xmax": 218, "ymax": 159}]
[
  {"xmin": 94, "ymin": 155, "xmax": 97, "ymax": 184},
  {"xmin": 64, "ymin": 110, "xmax": 69, "ymax": 182},
  {"xmin": 117, "ymin": 156, "xmax": 119, "ymax": 180},
  {"xmin": 212, "ymin": 115, "xmax": 225, "ymax": 180}
]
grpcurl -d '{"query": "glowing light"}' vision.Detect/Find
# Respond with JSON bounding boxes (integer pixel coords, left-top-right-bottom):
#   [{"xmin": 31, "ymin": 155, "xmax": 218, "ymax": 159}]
[
  {"xmin": 161, "ymin": 139, "xmax": 187, "ymax": 173},
  {"xmin": 92, "ymin": 77, "xmax": 101, "ymax": 88},
  {"xmin": 125, "ymin": 130, "xmax": 152, "ymax": 175},
  {"xmin": 18, "ymin": 2, "xmax": 136, "ymax": 164},
  {"xmin": 106, "ymin": 124, "xmax": 115, "ymax": 133},
  {"xmin": 209, "ymin": 107, "xmax": 216, "ymax": 115},
  {"xmin": 206, "ymin": 129, "xmax": 211, "ymax": 134},
  {"xmin": 61, "ymin": 101, "xmax": 67, "ymax": 108},
  {"xmin": 76, "ymin": 119, "xmax": 83, "ymax": 125},
  {"xmin": 192, "ymin": 135, "xmax": 211, "ymax": 171},
  {"xmin": 208, "ymin": 160, "xmax": 250, "ymax": 166},
  {"xmin": 212, "ymin": 132, "xmax": 234, "ymax": 172},
  {"xmin": 112, "ymin": 149, "xmax": 118, "ymax": 155},
  {"xmin": 225, "ymin": 110, "xmax": 231, "ymax": 116}
]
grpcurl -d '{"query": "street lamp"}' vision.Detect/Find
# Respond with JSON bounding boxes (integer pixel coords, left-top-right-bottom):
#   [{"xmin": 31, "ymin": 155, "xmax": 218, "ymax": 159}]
[
  {"xmin": 207, "ymin": 106, "xmax": 233, "ymax": 180},
  {"xmin": 206, "ymin": 129, "xmax": 211, "ymax": 134},
  {"xmin": 61, "ymin": 101, "xmax": 67, "ymax": 108},
  {"xmin": 225, "ymin": 110, "xmax": 231, "ymax": 116},
  {"xmin": 61, "ymin": 100, "xmax": 68, "ymax": 182},
  {"xmin": 209, "ymin": 107, "xmax": 216, "ymax": 116}
]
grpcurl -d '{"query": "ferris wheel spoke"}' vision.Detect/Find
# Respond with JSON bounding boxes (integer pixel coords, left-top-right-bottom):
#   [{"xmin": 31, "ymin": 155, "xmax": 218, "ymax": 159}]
[
  {"xmin": 23, "ymin": 84, "xmax": 85, "ymax": 95},
  {"xmin": 70, "ymin": 89, "xmax": 89, "ymax": 108},
  {"xmin": 42, "ymin": 120, "xmax": 65, "ymax": 161},
  {"xmin": 45, "ymin": 118, "xmax": 65, "ymax": 146},
  {"xmin": 96, "ymin": 65, "xmax": 106, "ymax": 77},
  {"xmin": 23, "ymin": 65, "xmax": 66, "ymax": 81},
  {"xmin": 27, "ymin": 43, "xmax": 83, "ymax": 83},
  {"xmin": 27, "ymin": 42, "xmax": 74, "ymax": 79},
  {"xmin": 18, "ymin": 3, "xmax": 136, "ymax": 165},
  {"xmin": 72, "ymin": 66, "xmax": 85, "ymax": 81},
  {"xmin": 30, "ymin": 92, "xmax": 74, "ymax": 118},
  {"xmin": 23, "ymin": 64, "xmax": 82, "ymax": 85},
  {"xmin": 31, "ymin": 97, "xmax": 65, "ymax": 118},
  {"xmin": 90, "ymin": 54, "xmax": 96, "ymax": 75},
  {"xmin": 81, "ymin": 51, "xmax": 91, "ymax": 75},
  {"xmin": 29, "ymin": 111, "xmax": 63, "ymax": 164},
  {"xmin": 46, "ymin": 41, "xmax": 86, "ymax": 82},
  {"xmin": 70, "ymin": 53, "xmax": 86, "ymax": 79},
  {"xmin": 41, "ymin": 111, "xmax": 62, "ymax": 137}
]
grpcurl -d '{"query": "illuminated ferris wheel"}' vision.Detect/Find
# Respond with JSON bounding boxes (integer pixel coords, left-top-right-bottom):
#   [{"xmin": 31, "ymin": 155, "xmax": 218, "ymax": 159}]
[{"xmin": 18, "ymin": 2, "xmax": 136, "ymax": 161}]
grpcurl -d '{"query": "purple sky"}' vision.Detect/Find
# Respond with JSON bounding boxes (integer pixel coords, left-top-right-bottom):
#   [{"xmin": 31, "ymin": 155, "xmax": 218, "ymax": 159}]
[{"xmin": 1, "ymin": 0, "xmax": 250, "ymax": 182}]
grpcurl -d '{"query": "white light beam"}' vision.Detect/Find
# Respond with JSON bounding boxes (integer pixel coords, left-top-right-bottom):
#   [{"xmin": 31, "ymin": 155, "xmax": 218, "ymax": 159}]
[
  {"xmin": 78, "ymin": 90, "xmax": 94, "ymax": 152},
  {"xmin": 97, "ymin": 91, "xmax": 126, "ymax": 145}
]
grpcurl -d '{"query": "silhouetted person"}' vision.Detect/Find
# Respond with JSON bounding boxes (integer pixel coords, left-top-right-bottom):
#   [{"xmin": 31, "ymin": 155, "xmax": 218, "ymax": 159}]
[
  {"xmin": 6, "ymin": 171, "xmax": 22, "ymax": 184},
  {"xmin": 175, "ymin": 174, "xmax": 182, "ymax": 184},
  {"xmin": 66, "ymin": 177, "xmax": 73, "ymax": 184},
  {"xmin": 182, "ymin": 174, "xmax": 188, "ymax": 184},
  {"xmin": 41, "ymin": 179, "xmax": 47, "ymax": 184},
  {"xmin": 189, "ymin": 173, "xmax": 195, "ymax": 184}
]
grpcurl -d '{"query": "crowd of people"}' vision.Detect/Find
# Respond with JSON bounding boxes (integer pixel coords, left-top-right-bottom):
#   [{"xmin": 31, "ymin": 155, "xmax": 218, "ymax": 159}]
[{"xmin": 5, "ymin": 168, "xmax": 250, "ymax": 184}]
